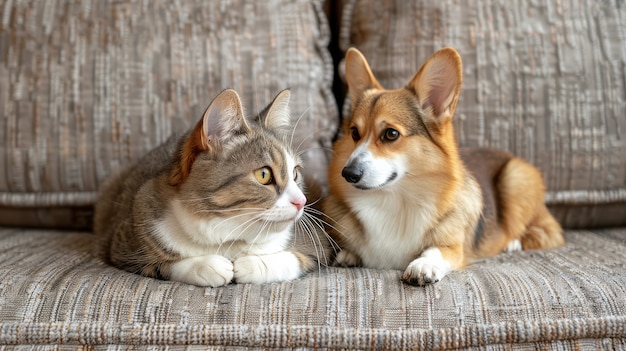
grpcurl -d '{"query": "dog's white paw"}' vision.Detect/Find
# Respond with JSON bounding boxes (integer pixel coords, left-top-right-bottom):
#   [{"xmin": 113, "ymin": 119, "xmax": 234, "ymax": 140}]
[
  {"xmin": 402, "ymin": 248, "xmax": 451, "ymax": 286},
  {"xmin": 335, "ymin": 250, "xmax": 361, "ymax": 267},
  {"xmin": 504, "ymin": 239, "xmax": 522, "ymax": 253},
  {"xmin": 234, "ymin": 252, "xmax": 302, "ymax": 285},
  {"xmin": 170, "ymin": 255, "xmax": 234, "ymax": 287}
]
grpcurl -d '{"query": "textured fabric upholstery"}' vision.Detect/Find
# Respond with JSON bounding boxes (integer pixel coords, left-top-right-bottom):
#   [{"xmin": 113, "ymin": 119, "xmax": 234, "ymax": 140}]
[
  {"xmin": 338, "ymin": 0, "xmax": 626, "ymax": 227},
  {"xmin": 0, "ymin": 1, "xmax": 625, "ymax": 349},
  {"xmin": 0, "ymin": 0, "xmax": 338, "ymax": 228},
  {"xmin": 0, "ymin": 227, "xmax": 625, "ymax": 349}
]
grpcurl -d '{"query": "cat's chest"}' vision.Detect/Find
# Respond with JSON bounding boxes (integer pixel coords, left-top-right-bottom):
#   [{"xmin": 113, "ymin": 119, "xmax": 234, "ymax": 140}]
[{"xmin": 152, "ymin": 200, "xmax": 290, "ymax": 259}]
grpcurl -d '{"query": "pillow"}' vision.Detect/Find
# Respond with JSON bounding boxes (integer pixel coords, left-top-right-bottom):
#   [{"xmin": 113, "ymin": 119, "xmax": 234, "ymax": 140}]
[
  {"xmin": 0, "ymin": 0, "xmax": 338, "ymax": 229},
  {"xmin": 339, "ymin": 0, "xmax": 626, "ymax": 227}
]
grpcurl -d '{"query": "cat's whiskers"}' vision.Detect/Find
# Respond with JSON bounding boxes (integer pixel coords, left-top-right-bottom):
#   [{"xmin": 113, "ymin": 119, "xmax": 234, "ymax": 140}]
[
  {"xmin": 190, "ymin": 207, "xmax": 268, "ymax": 215},
  {"xmin": 217, "ymin": 213, "xmax": 267, "ymax": 255},
  {"xmin": 295, "ymin": 215, "xmax": 326, "ymax": 269},
  {"xmin": 227, "ymin": 213, "xmax": 281, "ymax": 256},
  {"xmin": 243, "ymin": 217, "xmax": 273, "ymax": 254},
  {"xmin": 289, "ymin": 105, "xmax": 311, "ymax": 149},
  {"xmin": 177, "ymin": 196, "xmax": 265, "ymax": 210},
  {"xmin": 302, "ymin": 206, "xmax": 349, "ymax": 239},
  {"xmin": 200, "ymin": 209, "xmax": 264, "ymax": 229},
  {"xmin": 293, "ymin": 124, "xmax": 338, "ymax": 156},
  {"xmin": 301, "ymin": 208, "xmax": 342, "ymax": 254},
  {"xmin": 253, "ymin": 75, "xmax": 260, "ymax": 116},
  {"xmin": 296, "ymin": 146, "xmax": 336, "ymax": 160},
  {"xmin": 294, "ymin": 209, "xmax": 344, "ymax": 274}
]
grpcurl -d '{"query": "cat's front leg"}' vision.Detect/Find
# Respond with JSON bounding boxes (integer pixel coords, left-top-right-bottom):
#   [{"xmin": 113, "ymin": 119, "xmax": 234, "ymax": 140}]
[
  {"xmin": 234, "ymin": 251, "xmax": 311, "ymax": 284},
  {"xmin": 170, "ymin": 255, "xmax": 234, "ymax": 287}
]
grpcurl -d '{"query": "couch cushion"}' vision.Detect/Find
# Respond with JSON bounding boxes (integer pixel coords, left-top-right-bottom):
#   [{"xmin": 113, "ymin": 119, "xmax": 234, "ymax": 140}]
[
  {"xmin": 0, "ymin": 0, "xmax": 338, "ymax": 229},
  {"xmin": 0, "ymin": 227, "xmax": 624, "ymax": 349},
  {"xmin": 338, "ymin": 0, "xmax": 626, "ymax": 227}
]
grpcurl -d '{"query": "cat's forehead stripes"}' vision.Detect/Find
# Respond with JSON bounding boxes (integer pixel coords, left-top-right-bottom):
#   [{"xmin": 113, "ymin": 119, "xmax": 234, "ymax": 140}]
[{"xmin": 272, "ymin": 146, "xmax": 294, "ymax": 186}]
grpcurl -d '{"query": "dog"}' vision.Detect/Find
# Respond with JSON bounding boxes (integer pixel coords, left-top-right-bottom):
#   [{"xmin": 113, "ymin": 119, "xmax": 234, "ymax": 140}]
[{"xmin": 322, "ymin": 47, "xmax": 564, "ymax": 286}]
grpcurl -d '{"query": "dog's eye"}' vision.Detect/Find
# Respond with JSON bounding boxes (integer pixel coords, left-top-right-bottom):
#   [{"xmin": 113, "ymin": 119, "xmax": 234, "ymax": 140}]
[
  {"xmin": 383, "ymin": 128, "xmax": 400, "ymax": 142},
  {"xmin": 350, "ymin": 126, "xmax": 361, "ymax": 141}
]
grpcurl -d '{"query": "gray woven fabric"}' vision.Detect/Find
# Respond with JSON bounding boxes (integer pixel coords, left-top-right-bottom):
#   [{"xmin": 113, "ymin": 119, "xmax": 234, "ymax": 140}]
[
  {"xmin": 0, "ymin": 0, "xmax": 337, "ymax": 227},
  {"xmin": 0, "ymin": 227, "xmax": 625, "ymax": 349},
  {"xmin": 339, "ymin": 0, "xmax": 626, "ymax": 226}
]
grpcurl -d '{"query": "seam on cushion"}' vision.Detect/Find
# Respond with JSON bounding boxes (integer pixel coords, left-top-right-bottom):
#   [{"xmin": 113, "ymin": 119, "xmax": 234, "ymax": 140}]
[
  {"xmin": 0, "ymin": 317, "xmax": 624, "ymax": 348},
  {"xmin": 545, "ymin": 189, "xmax": 626, "ymax": 205},
  {"xmin": 1, "ymin": 188, "xmax": 626, "ymax": 207},
  {"xmin": 0, "ymin": 192, "xmax": 97, "ymax": 207}
]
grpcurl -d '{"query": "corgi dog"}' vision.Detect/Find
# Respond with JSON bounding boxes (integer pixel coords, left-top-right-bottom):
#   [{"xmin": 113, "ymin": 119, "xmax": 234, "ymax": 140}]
[{"xmin": 323, "ymin": 47, "xmax": 564, "ymax": 286}]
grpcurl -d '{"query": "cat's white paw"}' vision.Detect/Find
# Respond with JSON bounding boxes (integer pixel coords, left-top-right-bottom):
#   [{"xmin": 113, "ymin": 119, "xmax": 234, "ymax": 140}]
[
  {"xmin": 504, "ymin": 239, "xmax": 522, "ymax": 253},
  {"xmin": 335, "ymin": 250, "xmax": 361, "ymax": 267},
  {"xmin": 402, "ymin": 248, "xmax": 451, "ymax": 286},
  {"xmin": 170, "ymin": 255, "xmax": 234, "ymax": 287},
  {"xmin": 234, "ymin": 252, "xmax": 302, "ymax": 284}
]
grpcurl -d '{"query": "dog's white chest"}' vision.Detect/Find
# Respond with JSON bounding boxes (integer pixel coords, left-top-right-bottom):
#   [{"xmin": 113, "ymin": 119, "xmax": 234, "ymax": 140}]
[{"xmin": 348, "ymin": 192, "xmax": 437, "ymax": 270}]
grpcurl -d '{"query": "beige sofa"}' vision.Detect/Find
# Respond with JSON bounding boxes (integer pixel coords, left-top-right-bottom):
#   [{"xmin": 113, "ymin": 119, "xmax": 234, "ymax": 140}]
[{"xmin": 1, "ymin": 1, "xmax": 625, "ymax": 349}]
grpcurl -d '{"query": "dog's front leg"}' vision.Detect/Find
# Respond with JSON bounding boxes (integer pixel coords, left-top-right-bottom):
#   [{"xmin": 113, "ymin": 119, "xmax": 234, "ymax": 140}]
[
  {"xmin": 335, "ymin": 249, "xmax": 362, "ymax": 267},
  {"xmin": 402, "ymin": 245, "xmax": 463, "ymax": 286}
]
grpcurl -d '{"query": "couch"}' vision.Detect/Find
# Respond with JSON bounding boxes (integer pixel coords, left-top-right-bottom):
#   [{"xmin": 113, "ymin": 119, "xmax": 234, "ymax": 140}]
[{"xmin": 1, "ymin": 1, "xmax": 625, "ymax": 349}]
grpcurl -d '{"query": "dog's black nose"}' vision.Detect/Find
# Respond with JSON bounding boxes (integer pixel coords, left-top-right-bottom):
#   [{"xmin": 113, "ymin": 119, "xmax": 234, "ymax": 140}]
[{"xmin": 342, "ymin": 166, "xmax": 363, "ymax": 183}]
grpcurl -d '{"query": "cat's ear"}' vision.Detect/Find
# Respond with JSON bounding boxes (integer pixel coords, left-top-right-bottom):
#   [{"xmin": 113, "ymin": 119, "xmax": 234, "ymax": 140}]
[
  {"xmin": 262, "ymin": 89, "xmax": 292, "ymax": 132},
  {"xmin": 345, "ymin": 48, "xmax": 382, "ymax": 107},
  {"xmin": 198, "ymin": 89, "xmax": 249, "ymax": 150},
  {"xmin": 170, "ymin": 89, "xmax": 249, "ymax": 187},
  {"xmin": 408, "ymin": 47, "xmax": 463, "ymax": 125}
]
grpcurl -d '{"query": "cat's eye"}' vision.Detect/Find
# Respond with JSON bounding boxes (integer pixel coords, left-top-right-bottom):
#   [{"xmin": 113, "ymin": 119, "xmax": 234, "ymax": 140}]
[
  {"xmin": 293, "ymin": 166, "xmax": 300, "ymax": 181},
  {"xmin": 382, "ymin": 128, "xmax": 400, "ymax": 142},
  {"xmin": 254, "ymin": 167, "xmax": 274, "ymax": 185},
  {"xmin": 350, "ymin": 126, "xmax": 360, "ymax": 141}
]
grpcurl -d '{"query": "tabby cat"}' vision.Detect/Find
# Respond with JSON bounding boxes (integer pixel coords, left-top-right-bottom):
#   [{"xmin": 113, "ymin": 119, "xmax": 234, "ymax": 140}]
[{"xmin": 94, "ymin": 89, "xmax": 331, "ymax": 287}]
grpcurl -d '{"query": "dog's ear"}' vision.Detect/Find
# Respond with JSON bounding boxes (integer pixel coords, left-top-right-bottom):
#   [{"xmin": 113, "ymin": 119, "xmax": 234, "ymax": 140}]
[
  {"xmin": 345, "ymin": 48, "xmax": 382, "ymax": 106},
  {"xmin": 409, "ymin": 48, "xmax": 463, "ymax": 124}
]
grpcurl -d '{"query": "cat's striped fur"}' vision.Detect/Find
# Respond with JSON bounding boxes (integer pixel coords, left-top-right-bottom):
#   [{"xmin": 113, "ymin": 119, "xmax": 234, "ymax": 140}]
[{"xmin": 94, "ymin": 89, "xmax": 333, "ymax": 287}]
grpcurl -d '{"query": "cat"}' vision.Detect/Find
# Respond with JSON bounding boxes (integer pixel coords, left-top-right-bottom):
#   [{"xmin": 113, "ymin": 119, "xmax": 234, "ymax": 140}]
[{"xmin": 94, "ymin": 89, "xmax": 333, "ymax": 287}]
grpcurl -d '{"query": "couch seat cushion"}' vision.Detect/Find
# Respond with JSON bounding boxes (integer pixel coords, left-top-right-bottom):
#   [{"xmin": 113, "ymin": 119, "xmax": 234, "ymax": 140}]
[{"xmin": 0, "ymin": 228, "xmax": 624, "ymax": 349}]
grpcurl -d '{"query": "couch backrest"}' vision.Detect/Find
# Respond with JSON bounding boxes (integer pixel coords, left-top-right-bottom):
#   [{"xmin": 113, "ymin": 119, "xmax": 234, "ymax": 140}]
[
  {"xmin": 1, "ymin": 0, "xmax": 624, "ymax": 229},
  {"xmin": 0, "ymin": 0, "xmax": 338, "ymax": 229},
  {"xmin": 338, "ymin": 0, "xmax": 626, "ymax": 228}
]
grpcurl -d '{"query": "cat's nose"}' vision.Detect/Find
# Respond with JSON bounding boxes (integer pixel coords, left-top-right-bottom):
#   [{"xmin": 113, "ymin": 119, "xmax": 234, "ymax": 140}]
[{"xmin": 291, "ymin": 196, "xmax": 306, "ymax": 211}]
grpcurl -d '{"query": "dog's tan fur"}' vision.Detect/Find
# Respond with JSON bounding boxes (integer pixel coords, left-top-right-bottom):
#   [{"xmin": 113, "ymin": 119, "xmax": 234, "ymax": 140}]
[{"xmin": 323, "ymin": 48, "xmax": 564, "ymax": 285}]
